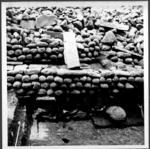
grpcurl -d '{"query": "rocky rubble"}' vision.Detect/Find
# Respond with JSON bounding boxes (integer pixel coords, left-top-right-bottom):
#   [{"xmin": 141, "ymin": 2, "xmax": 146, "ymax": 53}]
[{"xmin": 6, "ymin": 6, "xmax": 143, "ymax": 66}]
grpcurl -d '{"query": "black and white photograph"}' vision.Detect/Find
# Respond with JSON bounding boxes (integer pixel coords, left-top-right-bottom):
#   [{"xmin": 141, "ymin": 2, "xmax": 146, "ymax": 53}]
[{"xmin": 2, "ymin": 1, "xmax": 149, "ymax": 148}]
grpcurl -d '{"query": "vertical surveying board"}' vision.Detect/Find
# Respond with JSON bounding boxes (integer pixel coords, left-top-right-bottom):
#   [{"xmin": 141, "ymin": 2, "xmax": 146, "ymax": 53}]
[{"xmin": 63, "ymin": 32, "xmax": 80, "ymax": 69}]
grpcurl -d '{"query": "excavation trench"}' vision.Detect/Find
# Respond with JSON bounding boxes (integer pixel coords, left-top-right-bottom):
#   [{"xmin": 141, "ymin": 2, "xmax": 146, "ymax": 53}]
[{"xmin": 8, "ymin": 91, "xmax": 144, "ymax": 146}]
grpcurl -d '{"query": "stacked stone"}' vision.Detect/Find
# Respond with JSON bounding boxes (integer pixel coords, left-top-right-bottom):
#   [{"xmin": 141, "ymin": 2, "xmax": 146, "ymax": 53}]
[
  {"xmin": 7, "ymin": 6, "xmax": 144, "ymax": 109},
  {"xmin": 7, "ymin": 65, "xmax": 144, "ymax": 102},
  {"xmin": 7, "ymin": 26, "xmax": 102, "ymax": 63},
  {"xmin": 99, "ymin": 29, "xmax": 143, "ymax": 67},
  {"xmin": 7, "ymin": 5, "xmax": 144, "ymax": 126},
  {"xmin": 7, "ymin": 26, "xmax": 23, "ymax": 62},
  {"xmin": 6, "ymin": 6, "xmax": 143, "ymax": 66}
]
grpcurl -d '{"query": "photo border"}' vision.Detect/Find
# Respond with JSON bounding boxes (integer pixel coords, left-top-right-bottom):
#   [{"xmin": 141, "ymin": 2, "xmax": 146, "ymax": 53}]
[{"xmin": 1, "ymin": 1, "xmax": 149, "ymax": 149}]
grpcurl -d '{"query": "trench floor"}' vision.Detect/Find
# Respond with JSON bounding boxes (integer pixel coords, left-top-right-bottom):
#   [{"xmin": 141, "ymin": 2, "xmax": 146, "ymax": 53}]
[
  {"xmin": 29, "ymin": 120, "xmax": 144, "ymax": 146},
  {"xmin": 8, "ymin": 91, "xmax": 144, "ymax": 146}
]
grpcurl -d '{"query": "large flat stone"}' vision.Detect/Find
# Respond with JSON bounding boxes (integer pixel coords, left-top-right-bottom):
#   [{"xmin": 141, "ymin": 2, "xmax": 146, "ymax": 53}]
[
  {"xmin": 91, "ymin": 113, "xmax": 143, "ymax": 128},
  {"xmin": 95, "ymin": 20, "xmax": 129, "ymax": 31},
  {"xmin": 20, "ymin": 20, "xmax": 35, "ymax": 29},
  {"xmin": 102, "ymin": 31, "xmax": 116, "ymax": 44},
  {"xmin": 35, "ymin": 15, "xmax": 57, "ymax": 28}
]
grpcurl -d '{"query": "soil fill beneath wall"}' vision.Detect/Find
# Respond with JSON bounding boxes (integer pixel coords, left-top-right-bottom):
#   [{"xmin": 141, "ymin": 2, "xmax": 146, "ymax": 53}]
[
  {"xmin": 28, "ymin": 120, "xmax": 144, "ymax": 145},
  {"xmin": 8, "ymin": 91, "xmax": 144, "ymax": 146},
  {"xmin": 28, "ymin": 107, "xmax": 144, "ymax": 146},
  {"xmin": 8, "ymin": 103, "xmax": 144, "ymax": 146}
]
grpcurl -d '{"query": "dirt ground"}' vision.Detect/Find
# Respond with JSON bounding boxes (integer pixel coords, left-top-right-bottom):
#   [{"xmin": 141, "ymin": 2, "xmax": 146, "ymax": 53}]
[
  {"xmin": 8, "ymin": 91, "xmax": 144, "ymax": 146},
  {"xmin": 29, "ymin": 120, "xmax": 144, "ymax": 146}
]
